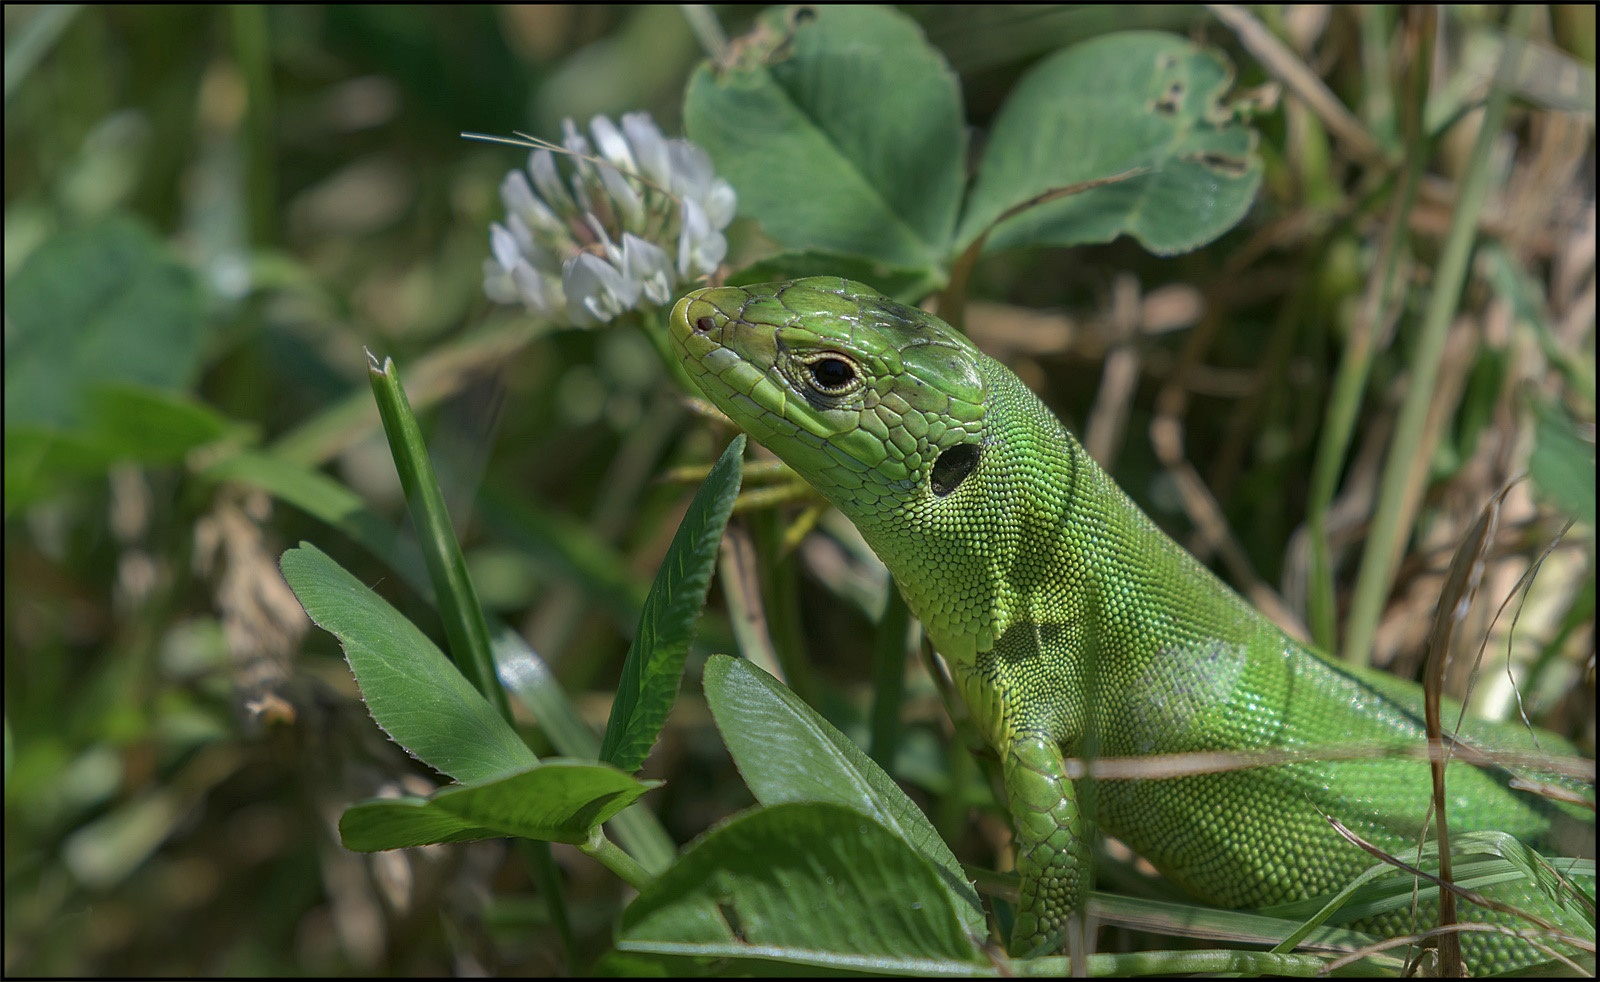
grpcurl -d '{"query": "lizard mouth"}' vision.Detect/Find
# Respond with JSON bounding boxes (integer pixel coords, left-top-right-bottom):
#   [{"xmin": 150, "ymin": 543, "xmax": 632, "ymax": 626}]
[
  {"xmin": 669, "ymin": 287, "xmax": 919, "ymax": 490},
  {"xmin": 670, "ymin": 290, "xmax": 772, "ymax": 364}
]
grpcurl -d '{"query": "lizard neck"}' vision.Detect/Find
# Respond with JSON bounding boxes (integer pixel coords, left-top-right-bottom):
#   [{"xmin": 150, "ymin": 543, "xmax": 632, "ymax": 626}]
[
  {"xmin": 845, "ymin": 357, "xmax": 1258, "ymax": 668},
  {"xmin": 839, "ymin": 361, "xmax": 1090, "ymax": 663}
]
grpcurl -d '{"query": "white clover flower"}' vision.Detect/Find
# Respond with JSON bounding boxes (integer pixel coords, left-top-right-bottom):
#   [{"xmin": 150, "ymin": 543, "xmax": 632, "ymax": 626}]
[{"xmin": 483, "ymin": 112, "xmax": 736, "ymax": 326}]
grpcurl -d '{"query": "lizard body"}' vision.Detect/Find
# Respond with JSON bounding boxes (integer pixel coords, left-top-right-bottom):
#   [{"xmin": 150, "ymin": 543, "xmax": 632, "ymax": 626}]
[{"xmin": 669, "ymin": 277, "xmax": 1592, "ymax": 968}]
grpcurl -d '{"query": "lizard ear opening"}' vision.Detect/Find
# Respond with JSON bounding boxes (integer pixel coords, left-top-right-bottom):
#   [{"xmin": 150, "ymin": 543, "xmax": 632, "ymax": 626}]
[{"xmin": 930, "ymin": 443, "xmax": 981, "ymax": 497}]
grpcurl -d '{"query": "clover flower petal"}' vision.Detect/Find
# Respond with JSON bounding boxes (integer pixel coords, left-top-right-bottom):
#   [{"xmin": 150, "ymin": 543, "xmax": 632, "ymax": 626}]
[
  {"xmin": 565, "ymin": 252, "xmax": 638, "ymax": 326},
  {"xmin": 621, "ymin": 113, "xmax": 670, "ymax": 187},
  {"xmin": 666, "ymin": 142, "xmax": 714, "ymax": 200},
  {"xmin": 589, "ymin": 115, "xmax": 636, "ymax": 174},
  {"xmin": 598, "ymin": 164, "xmax": 645, "ymax": 229},
  {"xmin": 677, "ymin": 198, "xmax": 726, "ymax": 280},
  {"xmin": 620, "ymin": 233, "xmax": 674, "ymax": 306},
  {"xmin": 529, "ymin": 149, "xmax": 575, "ymax": 215},
  {"xmin": 484, "ymin": 112, "xmax": 736, "ymax": 326},
  {"xmin": 514, "ymin": 263, "xmax": 564, "ymax": 319},
  {"xmin": 704, "ymin": 178, "xmax": 738, "ymax": 230}
]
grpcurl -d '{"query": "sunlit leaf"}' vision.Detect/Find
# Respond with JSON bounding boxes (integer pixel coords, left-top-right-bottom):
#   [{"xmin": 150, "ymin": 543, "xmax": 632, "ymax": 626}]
[{"xmin": 601, "ymin": 435, "xmax": 744, "ymax": 773}]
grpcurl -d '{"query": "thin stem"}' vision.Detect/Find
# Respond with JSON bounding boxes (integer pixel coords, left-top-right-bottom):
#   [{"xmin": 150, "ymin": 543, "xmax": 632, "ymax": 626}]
[
  {"xmin": 678, "ymin": 4, "xmax": 728, "ymax": 64},
  {"xmin": 1306, "ymin": 7, "xmax": 1432, "ymax": 653},
  {"xmin": 581, "ymin": 828, "xmax": 654, "ymax": 892},
  {"xmin": 1341, "ymin": 8, "xmax": 1533, "ymax": 665}
]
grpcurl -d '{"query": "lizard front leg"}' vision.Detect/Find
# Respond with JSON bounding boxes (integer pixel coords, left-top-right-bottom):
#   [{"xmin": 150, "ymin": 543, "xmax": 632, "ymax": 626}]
[{"xmin": 1004, "ymin": 730, "xmax": 1090, "ymax": 957}]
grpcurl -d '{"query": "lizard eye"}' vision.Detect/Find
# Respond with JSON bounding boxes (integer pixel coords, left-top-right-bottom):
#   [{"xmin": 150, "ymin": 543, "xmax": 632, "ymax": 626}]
[{"xmin": 807, "ymin": 356, "xmax": 858, "ymax": 392}]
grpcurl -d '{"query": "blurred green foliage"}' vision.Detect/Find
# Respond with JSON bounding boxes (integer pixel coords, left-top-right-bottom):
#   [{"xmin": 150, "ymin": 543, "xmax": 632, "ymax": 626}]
[{"xmin": 4, "ymin": 4, "xmax": 1593, "ymax": 976}]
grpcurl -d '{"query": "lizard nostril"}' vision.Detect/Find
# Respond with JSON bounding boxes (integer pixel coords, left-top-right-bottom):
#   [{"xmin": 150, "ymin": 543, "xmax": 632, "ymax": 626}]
[{"xmin": 694, "ymin": 316, "xmax": 717, "ymax": 334}]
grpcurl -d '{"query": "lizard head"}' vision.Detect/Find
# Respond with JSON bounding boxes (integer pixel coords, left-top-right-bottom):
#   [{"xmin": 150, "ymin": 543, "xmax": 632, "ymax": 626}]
[{"xmin": 669, "ymin": 277, "xmax": 991, "ymax": 515}]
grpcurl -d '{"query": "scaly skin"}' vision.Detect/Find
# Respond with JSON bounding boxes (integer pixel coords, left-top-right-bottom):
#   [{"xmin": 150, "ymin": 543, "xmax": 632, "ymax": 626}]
[{"xmin": 669, "ymin": 277, "xmax": 1593, "ymax": 968}]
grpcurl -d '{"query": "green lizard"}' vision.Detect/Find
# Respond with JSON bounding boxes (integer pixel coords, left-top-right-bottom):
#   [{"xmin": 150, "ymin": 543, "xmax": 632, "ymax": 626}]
[{"xmin": 668, "ymin": 277, "xmax": 1593, "ymax": 969}]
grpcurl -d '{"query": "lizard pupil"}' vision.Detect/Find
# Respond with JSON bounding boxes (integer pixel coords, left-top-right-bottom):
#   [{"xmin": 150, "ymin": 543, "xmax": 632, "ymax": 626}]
[{"xmin": 809, "ymin": 357, "xmax": 856, "ymax": 390}]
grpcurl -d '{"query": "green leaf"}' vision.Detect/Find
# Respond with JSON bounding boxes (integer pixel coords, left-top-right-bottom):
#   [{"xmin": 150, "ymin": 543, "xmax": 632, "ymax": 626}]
[
  {"xmin": 702, "ymin": 655, "xmax": 984, "ymax": 935},
  {"xmin": 280, "ymin": 542, "xmax": 536, "ymax": 784},
  {"xmin": 5, "ymin": 385, "xmax": 241, "ymax": 513},
  {"xmin": 490, "ymin": 625, "xmax": 680, "ymax": 877},
  {"xmin": 617, "ymin": 801, "xmax": 986, "ymax": 970},
  {"xmin": 214, "ymin": 455, "xmax": 676, "ymax": 874},
  {"xmin": 1482, "ymin": 832, "xmax": 1597, "ymax": 938},
  {"xmin": 601, "ymin": 435, "xmax": 745, "ymax": 773},
  {"xmin": 339, "ymin": 760, "xmax": 657, "ymax": 851},
  {"xmin": 957, "ymin": 31, "xmax": 1262, "ymax": 257},
  {"xmin": 4, "ymin": 216, "xmax": 205, "ymax": 428},
  {"xmin": 1529, "ymin": 399, "xmax": 1596, "ymax": 527},
  {"xmin": 1260, "ymin": 834, "xmax": 1596, "ymax": 929},
  {"xmin": 81, "ymin": 384, "xmax": 243, "ymax": 461},
  {"xmin": 1081, "ymin": 892, "xmax": 1384, "ymax": 958},
  {"xmin": 727, "ymin": 251, "xmax": 939, "ymax": 304},
  {"xmin": 367, "ymin": 354, "xmax": 509, "ymax": 721},
  {"xmin": 205, "ymin": 449, "xmax": 404, "ymax": 569},
  {"xmin": 685, "ymin": 5, "xmax": 965, "ymax": 275}
]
